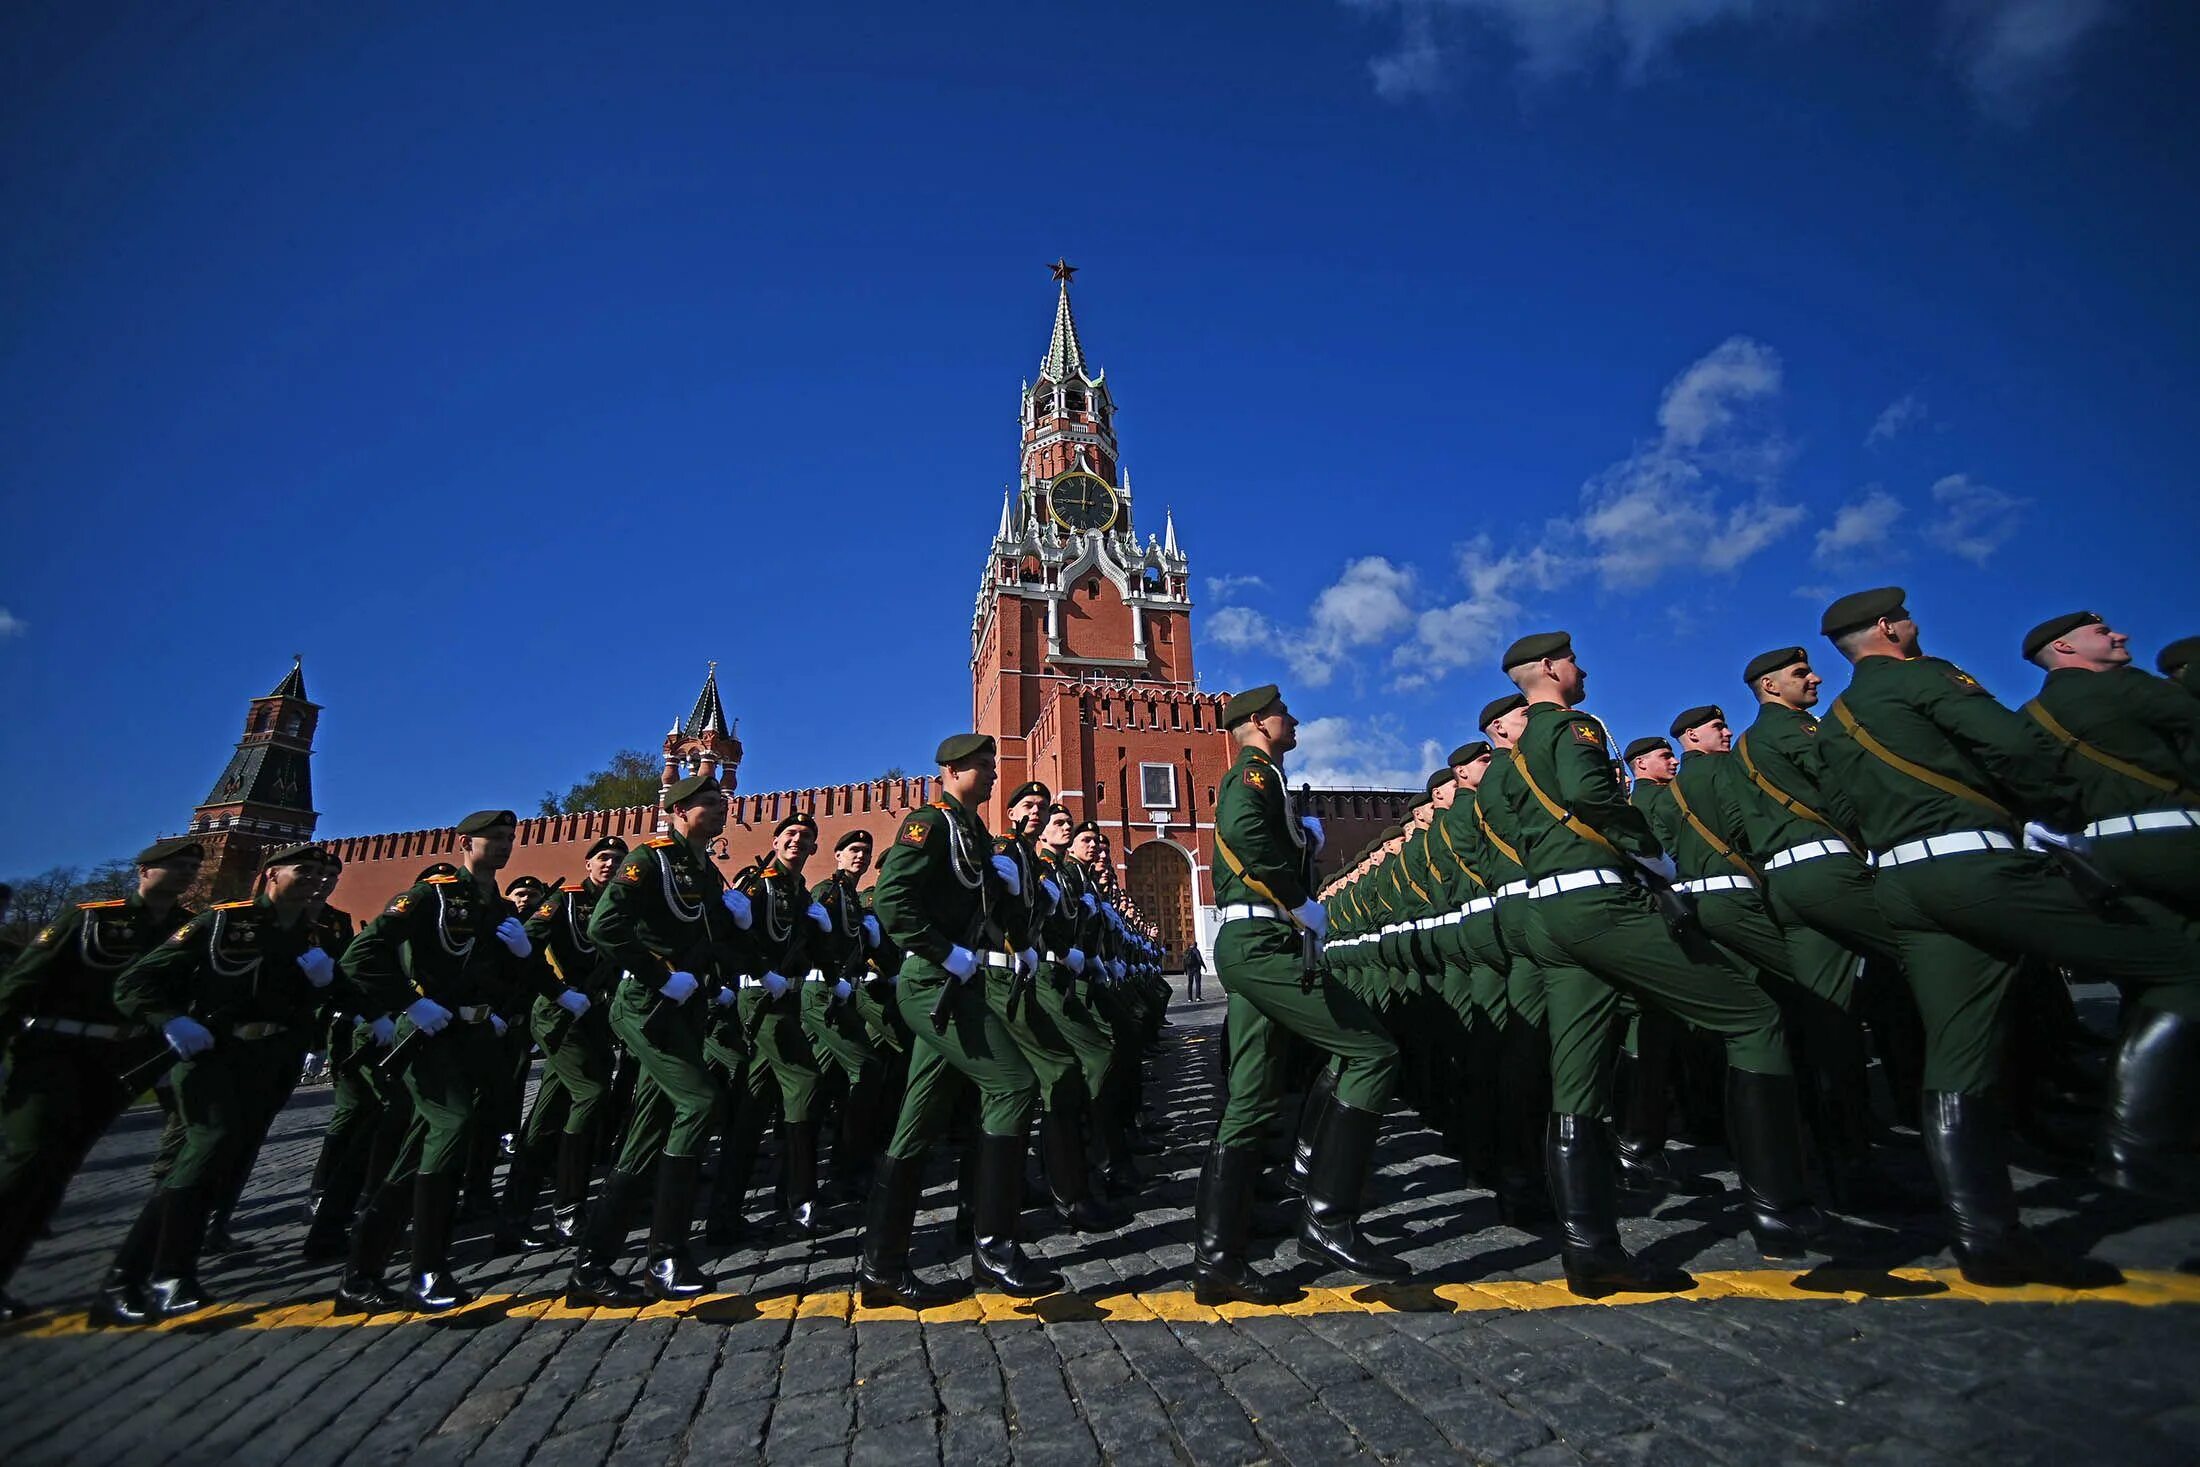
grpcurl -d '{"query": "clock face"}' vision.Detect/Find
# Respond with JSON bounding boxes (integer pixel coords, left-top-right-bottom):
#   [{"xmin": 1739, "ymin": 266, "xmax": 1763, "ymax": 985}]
[{"xmin": 1049, "ymin": 472, "xmax": 1119, "ymax": 532}]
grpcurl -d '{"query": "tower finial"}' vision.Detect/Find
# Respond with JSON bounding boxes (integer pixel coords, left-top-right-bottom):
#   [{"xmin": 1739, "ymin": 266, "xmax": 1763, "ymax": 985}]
[
  {"xmin": 1040, "ymin": 265, "xmax": 1087, "ymax": 382},
  {"xmin": 1049, "ymin": 258, "xmax": 1077, "ymax": 283}
]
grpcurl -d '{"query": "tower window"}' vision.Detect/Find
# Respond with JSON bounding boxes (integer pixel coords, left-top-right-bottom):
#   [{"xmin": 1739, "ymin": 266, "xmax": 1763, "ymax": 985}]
[{"xmin": 1064, "ymin": 390, "xmax": 1086, "ymax": 414}]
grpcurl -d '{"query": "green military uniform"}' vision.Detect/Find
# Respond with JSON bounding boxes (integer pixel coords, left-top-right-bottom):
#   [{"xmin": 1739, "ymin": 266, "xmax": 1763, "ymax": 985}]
[
  {"xmin": 1038, "ymin": 841, "xmax": 1133, "ymax": 1179},
  {"xmin": 810, "ymin": 852, "xmax": 889, "ymax": 1191},
  {"xmin": 2159, "ymin": 637, "xmax": 2200, "ymax": 701},
  {"xmin": 0, "ymin": 839, "xmax": 201, "ymax": 1319},
  {"xmin": 1813, "ymin": 588, "xmax": 2200, "ymax": 1283}
]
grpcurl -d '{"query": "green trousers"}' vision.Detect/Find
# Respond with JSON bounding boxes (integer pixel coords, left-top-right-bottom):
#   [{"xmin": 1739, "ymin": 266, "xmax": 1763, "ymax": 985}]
[
  {"xmin": 390, "ymin": 1018, "xmax": 502, "ymax": 1180},
  {"xmin": 1036, "ymin": 962, "xmax": 1116, "ymax": 1101},
  {"xmin": 804, "ymin": 980, "xmax": 881, "ymax": 1085},
  {"xmin": 739, "ymin": 987, "xmax": 824, "ymax": 1123},
  {"xmin": 885, "ymin": 960, "xmax": 1040, "ymax": 1156},
  {"xmin": 1213, "ymin": 918, "xmax": 1398, "ymax": 1149},
  {"xmin": 1525, "ymin": 883, "xmax": 1791, "ymax": 1118},
  {"xmin": 1494, "ymin": 899, "xmax": 1547, "ymax": 1026},
  {"xmin": 607, "ymin": 980, "xmax": 719, "ymax": 1168},
  {"xmin": 521, "ymin": 1003, "xmax": 613, "ymax": 1148},
  {"xmin": 1874, "ymin": 849, "xmax": 2200, "ymax": 1093},
  {"xmin": 2091, "ymin": 825, "xmax": 2200, "ymax": 926},
  {"xmin": 1765, "ymin": 852, "xmax": 1901, "ymax": 1011},
  {"xmin": 857, "ymin": 978, "xmax": 908, "ymax": 1056},
  {"xmin": 163, "ymin": 1035, "xmax": 308, "ymax": 1191}
]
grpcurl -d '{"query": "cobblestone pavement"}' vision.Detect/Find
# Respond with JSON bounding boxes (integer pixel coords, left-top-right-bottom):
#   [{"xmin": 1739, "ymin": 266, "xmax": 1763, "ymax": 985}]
[{"xmin": 6, "ymin": 983, "xmax": 2200, "ymax": 1466}]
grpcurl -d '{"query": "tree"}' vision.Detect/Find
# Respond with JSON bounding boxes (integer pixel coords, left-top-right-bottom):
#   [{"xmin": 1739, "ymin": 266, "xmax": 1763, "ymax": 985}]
[
  {"xmin": 538, "ymin": 749, "xmax": 664, "ymax": 816},
  {"xmin": 875, "ymin": 766, "xmax": 909, "ymax": 782},
  {"xmin": 1, "ymin": 859, "xmax": 136, "ymax": 948}
]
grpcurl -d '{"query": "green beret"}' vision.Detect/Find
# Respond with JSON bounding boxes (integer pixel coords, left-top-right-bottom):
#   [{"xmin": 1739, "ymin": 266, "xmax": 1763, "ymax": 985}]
[
  {"xmin": 455, "ymin": 809, "xmax": 517, "ymax": 835},
  {"xmin": 934, "ymin": 732, "xmax": 996, "ymax": 766},
  {"xmin": 416, "ymin": 861, "xmax": 460, "ymax": 881},
  {"xmin": 505, "ymin": 875, "xmax": 548, "ymax": 896},
  {"xmin": 259, "ymin": 842, "xmax": 322, "ymax": 872},
  {"xmin": 1478, "ymin": 693, "xmax": 1527, "ymax": 729},
  {"xmin": 1623, "ymin": 736, "xmax": 1672, "ymax": 763},
  {"xmin": 1410, "ymin": 793, "xmax": 1432, "ymax": 810},
  {"xmin": 1446, "ymin": 741, "xmax": 1490, "ymax": 766},
  {"xmin": 1222, "ymin": 683, "xmax": 1282, "ymax": 729},
  {"xmin": 134, "ymin": 837, "xmax": 204, "ymax": 867},
  {"xmin": 834, "ymin": 829, "xmax": 874, "ymax": 852},
  {"xmin": 1424, "ymin": 768, "xmax": 1454, "ymax": 793},
  {"xmin": 1501, "ymin": 630, "xmax": 1572, "ymax": 671},
  {"xmin": 1743, "ymin": 646, "xmax": 1807, "ymax": 686},
  {"xmin": 2159, "ymin": 636, "xmax": 2200, "ymax": 677},
  {"xmin": 2022, "ymin": 610, "xmax": 2103, "ymax": 660},
  {"xmin": 1668, "ymin": 704, "xmax": 1724, "ymax": 739},
  {"xmin": 1071, "ymin": 820, "xmax": 1104, "ymax": 838},
  {"xmin": 316, "ymin": 846, "xmax": 343, "ymax": 869},
  {"xmin": 1007, "ymin": 780, "xmax": 1051, "ymax": 807},
  {"xmin": 1821, "ymin": 586, "xmax": 1907, "ymax": 638},
  {"xmin": 585, "ymin": 835, "xmax": 629, "ymax": 861},
  {"xmin": 773, "ymin": 811, "xmax": 818, "ymax": 837},
  {"xmin": 662, "ymin": 773, "xmax": 719, "ymax": 808}
]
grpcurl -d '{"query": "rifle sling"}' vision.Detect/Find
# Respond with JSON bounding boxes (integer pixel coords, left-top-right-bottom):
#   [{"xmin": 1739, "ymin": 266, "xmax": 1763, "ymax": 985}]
[
  {"xmin": 2025, "ymin": 698, "xmax": 2200, "ymax": 804},
  {"xmin": 1828, "ymin": 697, "xmax": 2013, "ymax": 826}
]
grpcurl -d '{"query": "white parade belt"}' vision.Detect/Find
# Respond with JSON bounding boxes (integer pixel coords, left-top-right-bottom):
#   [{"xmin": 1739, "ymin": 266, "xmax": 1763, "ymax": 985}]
[
  {"xmin": 1874, "ymin": 830, "xmax": 2016, "ymax": 868},
  {"xmin": 1528, "ymin": 870, "xmax": 1626, "ymax": 899},
  {"xmin": 2084, "ymin": 809, "xmax": 2200, "ymax": 839},
  {"xmin": 1676, "ymin": 874, "xmax": 1754, "ymax": 895},
  {"xmin": 1764, "ymin": 838, "xmax": 1853, "ymax": 871}
]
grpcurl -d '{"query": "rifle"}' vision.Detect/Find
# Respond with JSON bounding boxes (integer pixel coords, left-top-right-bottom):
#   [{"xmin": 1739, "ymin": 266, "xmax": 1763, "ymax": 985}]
[
  {"xmin": 370, "ymin": 873, "xmax": 562, "ymax": 1081},
  {"xmin": 116, "ymin": 1005, "xmax": 232, "ymax": 1099}
]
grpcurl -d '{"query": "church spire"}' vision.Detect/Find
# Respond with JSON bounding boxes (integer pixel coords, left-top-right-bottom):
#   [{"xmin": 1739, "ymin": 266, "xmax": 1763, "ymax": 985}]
[
  {"xmin": 270, "ymin": 655, "xmax": 307, "ymax": 701},
  {"xmin": 1040, "ymin": 259, "xmax": 1087, "ymax": 383}
]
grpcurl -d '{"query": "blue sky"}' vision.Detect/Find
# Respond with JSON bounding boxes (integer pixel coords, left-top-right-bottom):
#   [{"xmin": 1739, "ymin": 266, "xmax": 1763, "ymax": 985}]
[{"xmin": 4, "ymin": 1, "xmax": 2196, "ymax": 874}]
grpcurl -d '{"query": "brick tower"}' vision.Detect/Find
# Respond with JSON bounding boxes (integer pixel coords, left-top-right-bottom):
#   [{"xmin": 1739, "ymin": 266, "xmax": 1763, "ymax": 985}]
[
  {"xmin": 184, "ymin": 658, "xmax": 322, "ymax": 903},
  {"xmin": 658, "ymin": 662, "xmax": 743, "ymax": 831}
]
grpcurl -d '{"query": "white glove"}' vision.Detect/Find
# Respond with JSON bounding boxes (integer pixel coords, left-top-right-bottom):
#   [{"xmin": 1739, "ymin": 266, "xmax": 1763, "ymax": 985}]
[
  {"xmin": 1302, "ymin": 815, "xmax": 1326, "ymax": 852},
  {"xmin": 833, "ymin": 978, "xmax": 854, "ymax": 1000},
  {"xmin": 556, "ymin": 989, "xmax": 591, "ymax": 1018},
  {"xmin": 990, "ymin": 853, "xmax": 1022, "ymax": 895},
  {"xmin": 1291, "ymin": 899, "xmax": 1329, "ymax": 939},
  {"xmin": 405, "ymin": 997, "xmax": 453, "ymax": 1034},
  {"xmin": 490, "ymin": 1014, "xmax": 509, "ymax": 1037},
  {"xmin": 1018, "ymin": 947, "xmax": 1039, "ymax": 975},
  {"xmin": 716, "ymin": 986, "xmax": 738, "ymax": 1007},
  {"xmin": 943, "ymin": 945, "xmax": 979, "ymax": 981},
  {"xmin": 1111, "ymin": 959, "xmax": 1128, "ymax": 981},
  {"xmin": 722, "ymin": 890, "xmax": 753, "ymax": 929},
  {"xmin": 807, "ymin": 902, "xmax": 831, "ymax": 932},
  {"xmin": 1629, "ymin": 853, "xmax": 1680, "ymax": 884},
  {"xmin": 494, "ymin": 917, "xmax": 532, "ymax": 957},
  {"xmin": 1080, "ymin": 891, "xmax": 1097, "ymax": 913},
  {"xmin": 369, "ymin": 1015, "xmax": 398, "ymax": 1047},
  {"xmin": 2023, "ymin": 821, "xmax": 2087, "ymax": 854},
  {"xmin": 297, "ymin": 947, "xmax": 336, "ymax": 988},
  {"xmin": 862, "ymin": 914, "xmax": 882, "ymax": 948},
  {"xmin": 162, "ymin": 1015, "xmax": 215, "ymax": 1058},
  {"xmin": 659, "ymin": 971, "xmax": 699, "ymax": 1003},
  {"xmin": 762, "ymin": 971, "xmax": 791, "ymax": 998},
  {"xmin": 1039, "ymin": 877, "xmax": 1061, "ymax": 907},
  {"xmin": 1065, "ymin": 947, "xmax": 1087, "ymax": 974}
]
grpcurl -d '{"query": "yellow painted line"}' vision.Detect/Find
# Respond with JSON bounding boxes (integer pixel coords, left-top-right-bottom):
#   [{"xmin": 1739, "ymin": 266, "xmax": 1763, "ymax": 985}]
[{"xmin": 4, "ymin": 1267, "xmax": 2196, "ymax": 1341}]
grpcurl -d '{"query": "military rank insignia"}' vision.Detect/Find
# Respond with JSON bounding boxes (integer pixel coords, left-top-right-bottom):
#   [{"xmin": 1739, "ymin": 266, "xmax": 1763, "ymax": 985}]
[
  {"xmin": 1245, "ymin": 766, "xmax": 1268, "ymax": 789},
  {"xmin": 388, "ymin": 895, "xmax": 412, "ymax": 915},
  {"xmin": 1573, "ymin": 724, "xmax": 1605, "ymax": 747},
  {"xmin": 618, "ymin": 859, "xmax": 646, "ymax": 884},
  {"xmin": 897, "ymin": 817, "xmax": 930, "ymax": 848}
]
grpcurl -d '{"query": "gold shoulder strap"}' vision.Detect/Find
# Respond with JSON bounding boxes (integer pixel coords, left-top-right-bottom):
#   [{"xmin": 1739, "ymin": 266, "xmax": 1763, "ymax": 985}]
[
  {"xmin": 1509, "ymin": 747, "xmax": 1625, "ymax": 861},
  {"xmin": 1474, "ymin": 795, "xmax": 1524, "ymax": 868},
  {"xmin": 1668, "ymin": 774, "xmax": 1757, "ymax": 879},
  {"xmin": 1212, "ymin": 832, "xmax": 1310, "ymax": 933},
  {"xmin": 1828, "ymin": 697, "xmax": 2013, "ymax": 825},
  {"xmin": 1435, "ymin": 816, "xmax": 1488, "ymax": 889},
  {"xmin": 2025, "ymin": 698, "xmax": 2200, "ymax": 803}
]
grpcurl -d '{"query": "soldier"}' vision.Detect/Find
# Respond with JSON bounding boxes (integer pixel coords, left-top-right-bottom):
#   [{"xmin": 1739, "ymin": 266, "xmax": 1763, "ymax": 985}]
[
  {"xmin": 2159, "ymin": 636, "xmax": 2200, "ymax": 700},
  {"xmin": 1071, "ymin": 820, "xmax": 1156, "ymax": 1192},
  {"xmin": 855, "ymin": 733, "xmax": 1056, "ymax": 1307},
  {"xmin": 810, "ymin": 829, "xmax": 891, "ymax": 1203},
  {"xmin": 500, "ymin": 835, "xmax": 628, "ymax": 1249},
  {"xmin": 0, "ymin": 838, "xmax": 204, "ymax": 1321},
  {"xmin": 1474, "ymin": 693, "xmax": 1556, "ymax": 1225},
  {"xmin": 1194, "ymin": 684, "xmax": 1406, "ymax": 1307},
  {"xmin": 1816, "ymin": 588, "xmax": 2200, "ymax": 1282},
  {"xmin": 560, "ymin": 775, "xmax": 747, "ymax": 1304},
  {"xmin": 92, "ymin": 844, "xmax": 338, "ymax": 1323},
  {"xmin": 1496, "ymin": 632, "xmax": 1821, "ymax": 1296},
  {"xmin": 333, "ymin": 809, "xmax": 538, "ymax": 1314},
  {"xmin": 723, "ymin": 811, "xmax": 831, "ymax": 1240},
  {"xmin": 2021, "ymin": 611, "xmax": 2200, "ymax": 922},
  {"xmin": 1426, "ymin": 740, "xmax": 1510, "ymax": 1189}
]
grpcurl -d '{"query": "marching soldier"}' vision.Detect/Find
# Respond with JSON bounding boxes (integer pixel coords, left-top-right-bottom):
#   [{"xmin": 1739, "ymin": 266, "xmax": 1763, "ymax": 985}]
[
  {"xmin": 334, "ymin": 810, "xmax": 539, "ymax": 1314},
  {"xmin": 1816, "ymin": 588, "xmax": 2200, "ymax": 1283},
  {"xmin": 2022, "ymin": 611, "xmax": 2200, "ymax": 921},
  {"xmin": 0, "ymin": 837, "xmax": 204, "ymax": 1322},
  {"xmin": 1474, "ymin": 693, "xmax": 1556, "ymax": 1225},
  {"xmin": 1194, "ymin": 684, "xmax": 1406, "ymax": 1306},
  {"xmin": 810, "ymin": 830, "xmax": 891, "ymax": 1202},
  {"xmin": 1495, "ymin": 632, "xmax": 1821, "ymax": 1296},
  {"xmin": 95, "ymin": 844, "xmax": 339, "ymax": 1323},
  {"xmin": 1072, "ymin": 820, "xmax": 1156, "ymax": 1191},
  {"xmin": 1429, "ymin": 741, "xmax": 1509, "ymax": 1188}
]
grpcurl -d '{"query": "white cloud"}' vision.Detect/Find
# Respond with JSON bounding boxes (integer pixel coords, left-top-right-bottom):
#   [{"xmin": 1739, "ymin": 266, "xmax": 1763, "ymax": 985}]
[
  {"xmin": 1206, "ymin": 557, "xmax": 1416, "ymax": 686},
  {"xmin": 0, "ymin": 607, "xmax": 23, "ymax": 638},
  {"xmin": 1866, "ymin": 393, "xmax": 1928, "ymax": 447},
  {"xmin": 1204, "ymin": 574, "xmax": 1268, "ymax": 602},
  {"xmin": 1927, "ymin": 472, "xmax": 2027, "ymax": 564},
  {"xmin": 1290, "ymin": 714, "xmax": 1444, "ymax": 790},
  {"xmin": 1205, "ymin": 604, "xmax": 1277, "ymax": 652},
  {"xmin": 1657, "ymin": 336, "xmax": 1783, "ymax": 449},
  {"xmin": 1345, "ymin": 0, "xmax": 2116, "ymax": 118},
  {"xmin": 1399, "ymin": 537, "xmax": 1570, "ymax": 684},
  {"xmin": 1815, "ymin": 487, "xmax": 1906, "ymax": 561}
]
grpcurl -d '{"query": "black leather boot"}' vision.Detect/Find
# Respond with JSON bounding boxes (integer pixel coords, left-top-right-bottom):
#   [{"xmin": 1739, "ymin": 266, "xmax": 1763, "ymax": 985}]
[
  {"xmin": 1192, "ymin": 1143, "xmax": 1299, "ymax": 1305},
  {"xmin": 645, "ymin": 1154, "xmax": 711, "ymax": 1299},
  {"xmin": 146, "ymin": 1185, "xmax": 212, "ymax": 1318},
  {"xmin": 564, "ymin": 1166, "xmax": 645, "ymax": 1306},
  {"xmin": 857, "ymin": 1153, "xmax": 970, "ymax": 1309},
  {"xmin": 1495, "ymin": 1019, "xmax": 1553, "ymax": 1226},
  {"xmin": 494, "ymin": 1142, "xmax": 550, "ymax": 1253},
  {"xmin": 1460, "ymin": 1013, "xmax": 1503, "ymax": 1190},
  {"xmin": 707, "ymin": 1128, "xmax": 761, "ymax": 1248},
  {"xmin": 778, "ymin": 1120, "xmax": 829, "ymax": 1240},
  {"xmin": 1287, "ymin": 1066, "xmax": 1340, "ymax": 1194},
  {"xmin": 1923, "ymin": 1090, "xmax": 2116, "ymax": 1288},
  {"xmin": 404, "ymin": 1173, "xmax": 473, "ymax": 1314},
  {"xmin": 333, "ymin": 1181, "xmax": 409, "ymax": 1316},
  {"xmin": 549, "ymin": 1129, "xmax": 594, "ymax": 1245},
  {"xmin": 1298, "ymin": 1099, "xmax": 1409, "ymax": 1279},
  {"xmin": 92, "ymin": 1194, "xmax": 165, "ymax": 1326},
  {"xmin": 1548, "ymin": 1113, "xmax": 1689, "ymax": 1297},
  {"xmin": 202, "ymin": 1200, "xmax": 242, "ymax": 1256},
  {"xmin": 969, "ymin": 1132, "xmax": 1063, "ymax": 1297},
  {"xmin": 300, "ymin": 1186, "xmax": 353, "ymax": 1263},
  {"xmin": 1806, "ymin": 1007, "xmax": 1930, "ymax": 1213},
  {"xmin": 1725, "ymin": 1069, "xmax": 1826, "ymax": 1259},
  {"xmin": 1613, "ymin": 1045, "xmax": 1721, "ymax": 1197},
  {"xmin": 1047, "ymin": 1094, "xmax": 1126, "ymax": 1233},
  {"xmin": 2097, "ymin": 1009, "xmax": 2200, "ymax": 1202}
]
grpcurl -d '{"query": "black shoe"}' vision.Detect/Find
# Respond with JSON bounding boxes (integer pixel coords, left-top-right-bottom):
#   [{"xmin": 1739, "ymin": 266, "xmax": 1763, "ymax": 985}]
[
  {"xmin": 2097, "ymin": 1009, "xmax": 2200, "ymax": 1203},
  {"xmin": 1296, "ymin": 1100, "xmax": 1409, "ymax": 1280},
  {"xmin": 1548, "ymin": 1113, "xmax": 1689, "ymax": 1298},
  {"xmin": 202, "ymin": 1219, "xmax": 244, "ymax": 1254},
  {"xmin": 332, "ymin": 1271, "xmax": 403, "ymax": 1316},
  {"xmin": 778, "ymin": 1120, "xmax": 831, "ymax": 1240},
  {"xmin": 1192, "ymin": 1143, "xmax": 1300, "ymax": 1306},
  {"xmin": 549, "ymin": 1204, "xmax": 585, "ymax": 1246},
  {"xmin": 859, "ymin": 1268, "xmax": 971, "ymax": 1309},
  {"xmin": 1726, "ymin": 1070, "xmax": 1826, "ymax": 1260},
  {"xmin": 645, "ymin": 1251, "xmax": 711, "ymax": 1300},
  {"xmin": 91, "ymin": 1273, "xmax": 154, "ymax": 1327},
  {"xmin": 970, "ymin": 1132, "xmax": 1063, "ymax": 1297},
  {"xmin": 301, "ymin": 1216, "xmax": 350, "ymax": 1264},
  {"xmin": 492, "ymin": 1215, "xmax": 549, "ymax": 1254},
  {"xmin": 856, "ymin": 1152, "xmax": 972, "ymax": 1309},
  {"xmin": 1922, "ymin": 1089, "xmax": 2118, "ymax": 1289},
  {"xmin": 1055, "ymin": 1196, "xmax": 1126, "ymax": 1233},
  {"xmin": 405, "ymin": 1270, "xmax": 473, "ymax": 1314},
  {"xmin": 148, "ymin": 1274, "xmax": 209, "ymax": 1318},
  {"xmin": 564, "ymin": 1259, "xmax": 646, "ymax": 1308}
]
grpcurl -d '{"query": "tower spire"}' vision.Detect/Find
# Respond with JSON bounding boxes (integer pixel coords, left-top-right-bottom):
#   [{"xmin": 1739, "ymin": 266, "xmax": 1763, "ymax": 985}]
[
  {"xmin": 997, "ymin": 486, "xmax": 1016, "ymax": 540},
  {"xmin": 1040, "ymin": 260, "xmax": 1087, "ymax": 383},
  {"xmin": 1163, "ymin": 506, "xmax": 1179, "ymax": 556}
]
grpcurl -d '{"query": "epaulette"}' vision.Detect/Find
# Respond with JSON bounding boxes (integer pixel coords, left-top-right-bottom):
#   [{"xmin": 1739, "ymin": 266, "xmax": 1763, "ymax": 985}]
[
  {"xmin": 424, "ymin": 874, "xmax": 461, "ymax": 885},
  {"xmin": 78, "ymin": 898, "xmax": 127, "ymax": 910},
  {"xmin": 561, "ymin": 882, "xmax": 585, "ymax": 893},
  {"xmin": 214, "ymin": 899, "xmax": 255, "ymax": 910},
  {"xmin": 645, "ymin": 837, "xmax": 677, "ymax": 848}
]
